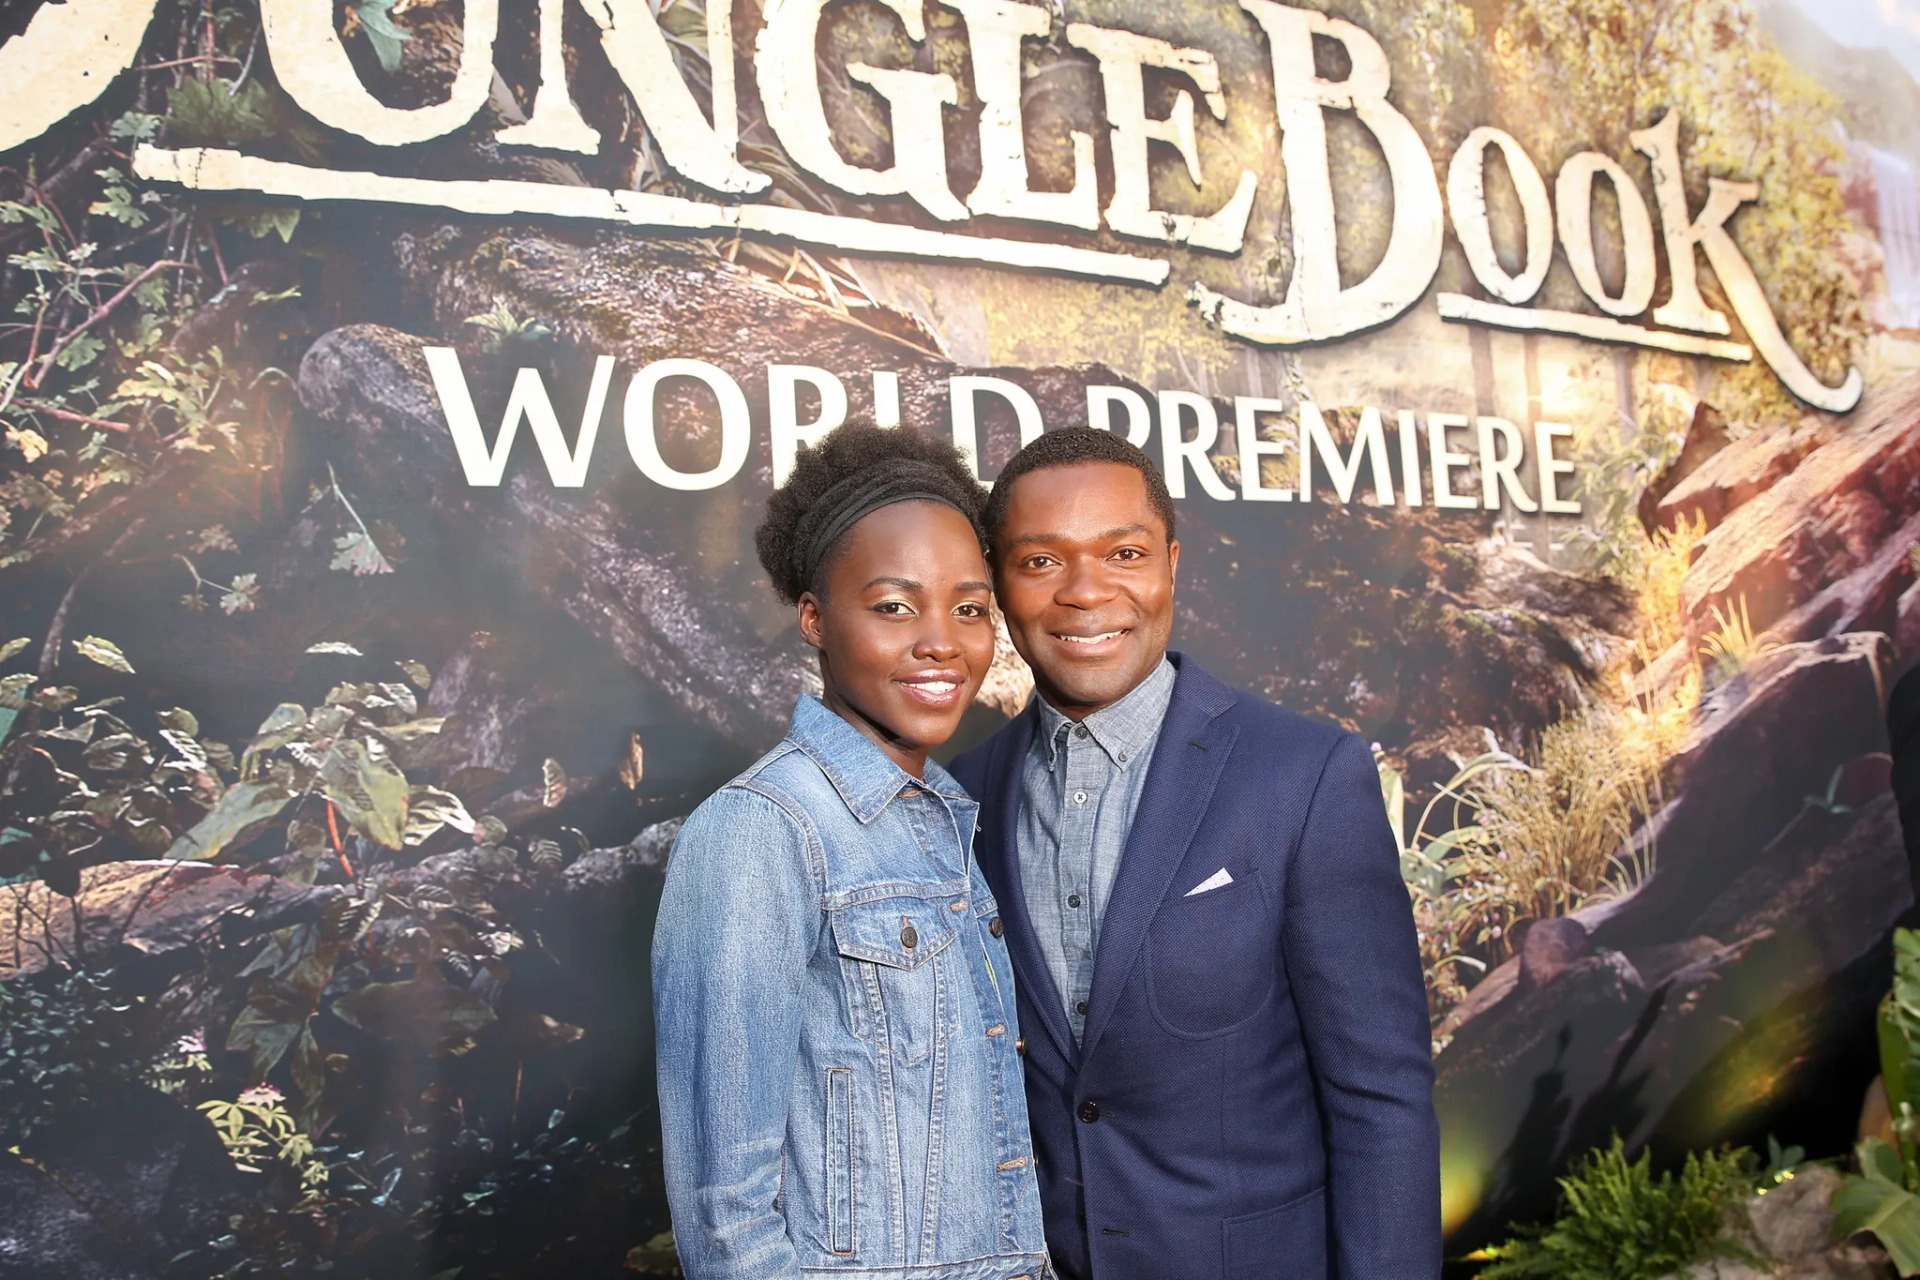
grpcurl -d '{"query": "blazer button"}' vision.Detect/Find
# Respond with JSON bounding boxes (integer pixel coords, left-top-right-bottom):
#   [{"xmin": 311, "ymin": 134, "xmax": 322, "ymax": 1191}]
[
  {"xmin": 988, "ymin": 916, "xmax": 1004, "ymax": 938},
  {"xmin": 1078, "ymin": 1100, "xmax": 1101, "ymax": 1123},
  {"xmin": 900, "ymin": 919, "xmax": 918, "ymax": 950}
]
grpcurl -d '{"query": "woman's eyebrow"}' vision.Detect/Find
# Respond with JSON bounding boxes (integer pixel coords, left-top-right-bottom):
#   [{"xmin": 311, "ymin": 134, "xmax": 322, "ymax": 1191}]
[{"xmin": 864, "ymin": 576, "xmax": 923, "ymax": 591}]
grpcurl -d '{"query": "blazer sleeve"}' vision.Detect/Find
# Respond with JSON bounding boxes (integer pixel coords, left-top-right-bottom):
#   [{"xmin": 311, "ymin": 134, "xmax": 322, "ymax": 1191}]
[
  {"xmin": 652, "ymin": 787, "xmax": 817, "ymax": 1280},
  {"xmin": 1281, "ymin": 731, "xmax": 1442, "ymax": 1279}
]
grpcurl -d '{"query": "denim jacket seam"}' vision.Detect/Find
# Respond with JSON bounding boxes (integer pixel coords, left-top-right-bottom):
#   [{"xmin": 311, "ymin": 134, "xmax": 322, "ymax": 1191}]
[{"xmin": 726, "ymin": 774, "xmax": 832, "ymax": 906}]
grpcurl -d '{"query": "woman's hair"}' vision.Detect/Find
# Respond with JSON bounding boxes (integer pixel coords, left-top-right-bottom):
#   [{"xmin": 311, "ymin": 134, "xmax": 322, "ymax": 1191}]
[{"xmin": 754, "ymin": 422, "xmax": 987, "ymax": 605}]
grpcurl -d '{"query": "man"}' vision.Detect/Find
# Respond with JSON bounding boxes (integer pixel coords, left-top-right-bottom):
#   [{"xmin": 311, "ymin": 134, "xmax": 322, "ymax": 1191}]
[{"xmin": 948, "ymin": 428, "xmax": 1440, "ymax": 1280}]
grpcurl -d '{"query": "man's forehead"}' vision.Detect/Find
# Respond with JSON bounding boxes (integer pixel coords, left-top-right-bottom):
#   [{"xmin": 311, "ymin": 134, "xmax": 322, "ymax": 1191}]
[{"xmin": 1000, "ymin": 461, "xmax": 1160, "ymax": 530}]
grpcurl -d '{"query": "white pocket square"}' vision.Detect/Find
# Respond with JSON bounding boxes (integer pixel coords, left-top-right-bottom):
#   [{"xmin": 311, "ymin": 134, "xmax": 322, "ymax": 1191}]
[{"xmin": 1184, "ymin": 867, "xmax": 1234, "ymax": 896}]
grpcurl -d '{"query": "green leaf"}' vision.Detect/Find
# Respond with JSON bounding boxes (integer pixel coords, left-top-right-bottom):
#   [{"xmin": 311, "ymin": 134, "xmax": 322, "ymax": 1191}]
[
  {"xmin": 0, "ymin": 637, "xmax": 30, "ymax": 664},
  {"xmin": 330, "ymin": 530, "xmax": 393, "ymax": 576},
  {"xmin": 156, "ymin": 706, "xmax": 200, "ymax": 737},
  {"xmin": 55, "ymin": 333, "xmax": 106, "ymax": 371},
  {"xmin": 166, "ymin": 780, "xmax": 294, "ymax": 859},
  {"xmin": 351, "ymin": 0, "xmax": 413, "ymax": 72},
  {"xmin": 330, "ymin": 972, "xmax": 495, "ymax": 1053},
  {"xmin": 1835, "ymin": 1163, "xmax": 1920, "ymax": 1275},
  {"xmin": 319, "ymin": 739, "xmax": 408, "ymax": 849},
  {"xmin": 225, "ymin": 998, "xmax": 307, "ymax": 1082},
  {"xmin": 73, "ymin": 635, "xmax": 134, "ymax": 673}
]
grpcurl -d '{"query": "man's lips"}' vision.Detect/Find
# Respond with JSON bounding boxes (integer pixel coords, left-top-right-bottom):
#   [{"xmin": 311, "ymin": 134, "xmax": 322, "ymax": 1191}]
[
  {"xmin": 1047, "ymin": 627, "xmax": 1130, "ymax": 656},
  {"xmin": 896, "ymin": 670, "xmax": 966, "ymax": 707}
]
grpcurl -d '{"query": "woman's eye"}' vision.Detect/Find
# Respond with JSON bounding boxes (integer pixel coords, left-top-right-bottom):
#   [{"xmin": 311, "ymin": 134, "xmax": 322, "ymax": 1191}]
[
  {"xmin": 955, "ymin": 602, "xmax": 987, "ymax": 618},
  {"xmin": 875, "ymin": 601, "xmax": 912, "ymax": 615}
]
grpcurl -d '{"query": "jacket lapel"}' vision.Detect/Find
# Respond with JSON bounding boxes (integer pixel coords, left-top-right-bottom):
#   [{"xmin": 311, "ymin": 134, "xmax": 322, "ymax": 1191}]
[
  {"xmin": 1078, "ymin": 661, "xmax": 1237, "ymax": 1064},
  {"xmin": 979, "ymin": 704, "xmax": 1078, "ymax": 1064}
]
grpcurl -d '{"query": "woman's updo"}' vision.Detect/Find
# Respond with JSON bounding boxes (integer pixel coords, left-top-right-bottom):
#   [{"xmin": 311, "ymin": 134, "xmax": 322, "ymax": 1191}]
[{"xmin": 754, "ymin": 423, "xmax": 988, "ymax": 606}]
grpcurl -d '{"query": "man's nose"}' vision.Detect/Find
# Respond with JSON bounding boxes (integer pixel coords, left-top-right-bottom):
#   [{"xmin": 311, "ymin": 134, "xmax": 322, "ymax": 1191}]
[{"xmin": 1054, "ymin": 557, "xmax": 1114, "ymax": 609}]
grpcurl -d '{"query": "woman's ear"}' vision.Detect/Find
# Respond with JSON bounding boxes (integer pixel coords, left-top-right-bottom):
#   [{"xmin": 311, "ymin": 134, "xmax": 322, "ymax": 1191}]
[{"xmin": 797, "ymin": 592, "xmax": 825, "ymax": 651}]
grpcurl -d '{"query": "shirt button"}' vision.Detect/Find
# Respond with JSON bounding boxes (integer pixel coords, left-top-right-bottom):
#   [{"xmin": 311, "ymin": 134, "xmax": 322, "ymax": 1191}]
[
  {"xmin": 1075, "ymin": 1000, "xmax": 1089, "ymax": 1016},
  {"xmin": 1118, "ymin": 750, "xmax": 1129, "ymax": 763},
  {"xmin": 1067, "ymin": 893, "xmax": 1082, "ymax": 908},
  {"xmin": 1074, "ymin": 725, "xmax": 1090, "ymax": 739},
  {"xmin": 1078, "ymin": 1100, "xmax": 1101, "ymax": 1123},
  {"xmin": 1073, "ymin": 790, "xmax": 1088, "ymax": 805}
]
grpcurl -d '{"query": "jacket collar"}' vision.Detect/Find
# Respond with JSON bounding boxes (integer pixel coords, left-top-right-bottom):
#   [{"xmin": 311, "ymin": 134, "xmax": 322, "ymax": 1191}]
[{"xmin": 785, "ymin": 694, "xmax": 972, "ymax": 824}]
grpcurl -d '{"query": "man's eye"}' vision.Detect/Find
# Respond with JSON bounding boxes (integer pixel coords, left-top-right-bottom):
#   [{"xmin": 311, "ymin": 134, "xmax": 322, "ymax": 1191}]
[
  {"xmin": 1113, "ymin": 548, "xmax": 1144, "ymax": 561},
  {"xmin": 1024, "ymin": 555, "xmax": 1055, "ymax": 569}
]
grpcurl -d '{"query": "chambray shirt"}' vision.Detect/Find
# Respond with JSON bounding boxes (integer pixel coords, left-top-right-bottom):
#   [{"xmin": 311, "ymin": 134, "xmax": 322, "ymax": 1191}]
[{"xmin": 1017, "ymin": 657, "xmax": 1176, "ymax": 1042}]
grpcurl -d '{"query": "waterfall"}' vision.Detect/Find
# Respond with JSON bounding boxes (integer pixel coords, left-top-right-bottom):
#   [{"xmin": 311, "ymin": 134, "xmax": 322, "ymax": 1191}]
[{"xmin": 1872, "ymin": 147, "xmax": 1920, "ymax": 331}]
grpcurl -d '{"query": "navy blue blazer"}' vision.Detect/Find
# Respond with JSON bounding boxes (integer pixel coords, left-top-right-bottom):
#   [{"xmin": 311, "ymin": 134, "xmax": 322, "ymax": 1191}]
[{"xmin": 948, "ymin": 654, "xmax": 1440, "ymax": 1280}]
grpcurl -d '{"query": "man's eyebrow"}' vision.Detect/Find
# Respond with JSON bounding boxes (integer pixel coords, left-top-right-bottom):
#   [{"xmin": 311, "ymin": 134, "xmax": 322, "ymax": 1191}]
[
  {"xmin": 1005, "ymin": 523, "xmax": 1155, "ymax": 548},
  {"xmin": 955, "ymin": 580, "xmax": 991, "ymax": 592}
]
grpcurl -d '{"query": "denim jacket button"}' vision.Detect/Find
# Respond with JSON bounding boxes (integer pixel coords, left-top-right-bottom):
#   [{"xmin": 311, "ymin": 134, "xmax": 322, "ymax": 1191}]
[
  {"xmin": 900, "ymin": 918, "xmax": 919, "ymax": 950},
  {"xmin": 988, "ymin": 916, "xmax": 1004, "ymax": 938},
  {"xmin": 1015, "ymin": 1036, "xmax": 1027, "ymax": 1055}
]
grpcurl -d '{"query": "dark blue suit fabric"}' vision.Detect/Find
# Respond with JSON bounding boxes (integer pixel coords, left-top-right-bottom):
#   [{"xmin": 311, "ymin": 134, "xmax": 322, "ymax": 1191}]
[{"xmin": 948, "ymin": 654, "xmax": 1441, "ymax": 1280}]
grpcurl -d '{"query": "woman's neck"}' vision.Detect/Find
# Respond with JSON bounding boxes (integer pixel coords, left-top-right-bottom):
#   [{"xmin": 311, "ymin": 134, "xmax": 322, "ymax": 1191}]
[{"xmin": 820, "ymin": 685, "xmax": 929, "ymax": 779}]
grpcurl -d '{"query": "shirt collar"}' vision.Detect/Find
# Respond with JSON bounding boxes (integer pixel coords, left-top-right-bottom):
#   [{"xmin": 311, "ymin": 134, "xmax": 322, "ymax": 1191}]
[
  {"xmin": 1035, "ymin": 656, "xmax": 1176, "ymax": 771},
  {"xmin": 785, "ymin": 694, "xmax": 973, "ymax": 823}
]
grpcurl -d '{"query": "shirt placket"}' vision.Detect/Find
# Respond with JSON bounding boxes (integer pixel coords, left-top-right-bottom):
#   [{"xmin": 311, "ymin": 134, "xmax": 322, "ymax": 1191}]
[{"xmin": 1060, "ymin": 725, "xmax": 1103, "ymax": 1037}]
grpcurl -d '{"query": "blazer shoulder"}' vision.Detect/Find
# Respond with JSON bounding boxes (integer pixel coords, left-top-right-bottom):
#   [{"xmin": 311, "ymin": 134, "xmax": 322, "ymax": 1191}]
[{"xmin": 1206, "ymin": 675, "xmax": 1355, "ymax": 763}]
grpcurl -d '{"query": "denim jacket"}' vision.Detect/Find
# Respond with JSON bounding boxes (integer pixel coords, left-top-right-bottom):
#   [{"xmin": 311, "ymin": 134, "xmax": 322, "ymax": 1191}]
[{"xmin": 653, "ymin": 696, "xmax": 1050, "ymax": 1280}]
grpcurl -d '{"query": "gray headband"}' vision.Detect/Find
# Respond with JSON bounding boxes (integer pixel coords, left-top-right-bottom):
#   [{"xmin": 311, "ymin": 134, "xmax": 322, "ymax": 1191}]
[{"xmin": 789, "ymin": 460, "xmax": 969, "ymax": 595}]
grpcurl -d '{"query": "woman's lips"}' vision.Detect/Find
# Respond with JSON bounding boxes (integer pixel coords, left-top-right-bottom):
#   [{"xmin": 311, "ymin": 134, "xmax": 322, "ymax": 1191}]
[{"xmin": 897, "ymin": 671, "xmax": 966, "ymax": 707}]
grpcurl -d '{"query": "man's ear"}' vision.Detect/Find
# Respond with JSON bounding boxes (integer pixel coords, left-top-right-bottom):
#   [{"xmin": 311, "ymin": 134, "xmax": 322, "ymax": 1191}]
[
  {"xmin": 797, "ymin": 593, "xmax": 826, "ymax": 651},
  {"xmin": 1167, "ymin": 538, "xmax": 1180, "ymax": 586}
]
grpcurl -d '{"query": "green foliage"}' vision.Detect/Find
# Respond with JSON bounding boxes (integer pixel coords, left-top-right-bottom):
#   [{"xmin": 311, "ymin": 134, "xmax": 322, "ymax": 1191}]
[
  {"xmin": 1835, "ymin": 1139, "xmax": 1920, "ymax": 1276},
  {"xmin": 1837, "ymin": 928, "xmax": 1920, "ymax": 1274},
  {"xmin": 1482, "ymin": 1136, "xmax": 1765, "ymax": 1280},
  {"xmin": 348, "ymin": 0, "xmax": 413, "ymax": 73},
  {"xmin": 0, "ymin": 967, "xmax": 166, "ymax": 1147}
]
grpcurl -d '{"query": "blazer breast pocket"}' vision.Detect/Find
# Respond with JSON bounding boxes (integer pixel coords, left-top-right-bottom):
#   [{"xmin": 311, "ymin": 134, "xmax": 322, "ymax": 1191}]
[{"xmin": 1144, "ymin": 871, "xmax": 1275, "ymax": 1038}]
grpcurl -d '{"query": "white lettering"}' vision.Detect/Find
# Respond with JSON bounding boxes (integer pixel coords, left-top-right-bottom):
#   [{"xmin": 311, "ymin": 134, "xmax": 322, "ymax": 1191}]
[
  {"xmin": 624, "ymin": 359, "xmax": 753, "ymax": 490},
  {"xmin": 426, "ymin": 347, "xmax": 614, "ymax": 487},
  {"xmin": 1190, "ymin": 1, "xmax": 1443, "ymax": 343},
  {"xmin": 1555, "ymin": 151, "xmax": 1656, "ymax": 318},
  {"xmin": 1087, "ymin": 385, "xmax": 1153, "ymax": 446},
  {"xmin": 951, "ymin": 375, "xmax": 1044, "ymax": 479},
  {"xmin": 1300, "ymin": 402, "xmax": 1393, "ymax": 504},
  {"xmin": 769, "ymin": 364, "xmax": 849, "ymax": 485},
  {"xmin": 261, "ymin": 0, "xmax": 498, "ymax": 145},
  {"xmin": 1447, "ymin": 127, "xmax": 1551, "ymax": 305},
  {"xmin": 1065, "ymin": 23, "xmax": 1256, "ymax": 252},
  {"xmin": 952, "ymin": 0, "xmax": 1098, "ymax": 230},
  {"xmin": 757, "ymin": 0, "xmax": 966, "ymax": 220},
  {"xmin": 1234, "ymin": 396, "xmax": 1294, "ymax": 502},
  {"xmin": 1476, "ymin": 416, "xmax": 1536, "ymax": 512},
  {"xmin": 1427, "ymin": 412, "xmax": 1478, "ymax": 509},
  {"xmin": 1158, "ymin": 390, "xmax": 1236, "ymax": 500},
  {"xmin": 1535, "ymin": 421, "xmax": 1580, "ymax": 514}
]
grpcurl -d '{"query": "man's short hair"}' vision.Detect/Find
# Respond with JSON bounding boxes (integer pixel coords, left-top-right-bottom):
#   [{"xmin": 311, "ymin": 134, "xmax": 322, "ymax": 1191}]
[{"xmin": 982, "ymin": 427, "xmax": 1177, "ymax": 547}]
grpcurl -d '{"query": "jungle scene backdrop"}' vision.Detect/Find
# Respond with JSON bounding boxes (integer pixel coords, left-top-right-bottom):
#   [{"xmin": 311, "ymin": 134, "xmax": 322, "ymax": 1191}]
[{"xmin": 3, "ymin": 0, "xmax": 1920, "ymax": 1274}]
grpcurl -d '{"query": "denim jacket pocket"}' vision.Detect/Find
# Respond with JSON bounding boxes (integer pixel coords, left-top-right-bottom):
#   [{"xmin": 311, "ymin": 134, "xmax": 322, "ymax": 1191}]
[{"xmin": 832, "ymin": 895, "xmax": 959, "ymax": 1066}]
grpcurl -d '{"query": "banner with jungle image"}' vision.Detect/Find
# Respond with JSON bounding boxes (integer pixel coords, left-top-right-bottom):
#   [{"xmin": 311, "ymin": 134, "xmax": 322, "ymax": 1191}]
[{"xmin": 3, "ymin": 0, "xmax": 1920, "ymax": 1272}]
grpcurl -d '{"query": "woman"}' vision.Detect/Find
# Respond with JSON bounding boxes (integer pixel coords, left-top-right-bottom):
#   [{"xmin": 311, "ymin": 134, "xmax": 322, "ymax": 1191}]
[{"xmin": 652, "ymin": 423, "xmax": 1049, "ymax": 1280}]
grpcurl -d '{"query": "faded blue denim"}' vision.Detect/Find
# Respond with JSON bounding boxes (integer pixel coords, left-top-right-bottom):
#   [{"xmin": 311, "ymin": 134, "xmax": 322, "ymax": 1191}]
[{"xmin": 653, "ymin": 695, "xmax": 1050, "ymax": 1280}]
